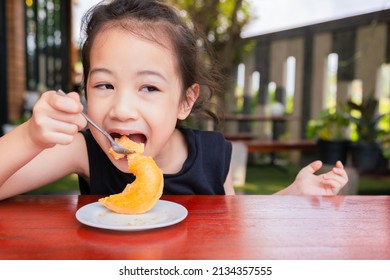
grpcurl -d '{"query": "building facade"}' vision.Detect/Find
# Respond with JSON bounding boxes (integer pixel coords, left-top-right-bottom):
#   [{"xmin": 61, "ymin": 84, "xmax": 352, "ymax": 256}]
[
  {"xmin": 1, "ymin": 0, "xmax": 73, "ymax": 134},
  {"xmin": 1, "ymin": 3, "xmax": 390, "ymax": 141},
  {"xmin": 241, "ymin": 9, "xmax": 390, "ymax": 140}
]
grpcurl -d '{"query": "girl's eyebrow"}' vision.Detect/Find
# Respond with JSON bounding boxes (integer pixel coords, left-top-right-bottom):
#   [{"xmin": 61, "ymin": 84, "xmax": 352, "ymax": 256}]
[
  {"xmin": 89, "ymin": 67, "xmax": 112, "ymax": 76},
  {"xmin": 89, "ymin": 68, "xmax": 167, "ymax": 82},
  {"xmin": 136, "ymin": 70, "xmax": 167, "ymax": 82}
]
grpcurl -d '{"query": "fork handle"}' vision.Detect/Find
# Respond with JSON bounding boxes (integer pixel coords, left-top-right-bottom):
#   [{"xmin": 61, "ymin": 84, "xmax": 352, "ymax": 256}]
[
  {"xmin": 56, "ymin": 90, "xmax": 115, "ymax": 144},
  {"xmin": 80, "ymin": 112, "xmax": 115, "ymax": 143}
]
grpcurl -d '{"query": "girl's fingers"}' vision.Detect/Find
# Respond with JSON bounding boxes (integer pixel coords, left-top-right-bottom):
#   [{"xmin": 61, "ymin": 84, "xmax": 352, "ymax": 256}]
[
  {"xmin": 52, "ymin": 111, "xmax": 87, "ymax": 129},
  {"xmin": 45, "ymin": 119, "xmax": 80, "ymax": 135},
  {"xmin": 37, "ymin": 92, "xmax": 87, "ymax": 129},
  {"xmin": 28, "ymin": 91, "xmax": 87, "ymax": 149},
  {"xmin": 332, "ymin": 167, "xmax": 348, "ymax": 179},
  {"xmin": 322, "ymin": 165, "xmax": 348, "ymax": 180},
  {"xmin": 323, "ymin": 174, "xmax": 347, "ymax": 189},
  {"xmin": 299, "ymin": 160, "xmax": 323, "ymax": 176},
  {"xmin": 46, "ymin": 91, "xmax": 84, "ymax": 114},
  {"xmin": 321, "ymin": 179, "xmax": 343, "ymax": 194},
  {"xmin": 31, "ymin": 118, "xmax": 80, "ymax": 146}
]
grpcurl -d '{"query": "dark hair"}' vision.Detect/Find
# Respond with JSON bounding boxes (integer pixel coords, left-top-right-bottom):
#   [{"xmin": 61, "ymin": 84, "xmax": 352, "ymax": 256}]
[{"xmin": 80, "ymin": 0, "xmax": 222, "ymax": 124}]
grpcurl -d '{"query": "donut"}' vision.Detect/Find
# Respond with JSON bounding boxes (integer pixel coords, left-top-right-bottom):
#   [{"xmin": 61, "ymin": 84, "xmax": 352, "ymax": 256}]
[{"xmin": 99, "ymin": 136, "xmax": 163, "ymax": 214}]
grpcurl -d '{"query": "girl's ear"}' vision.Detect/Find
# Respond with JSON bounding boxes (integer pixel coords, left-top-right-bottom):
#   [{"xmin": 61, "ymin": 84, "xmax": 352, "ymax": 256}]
[{"xmin": 178, "ymin": 84, "xmax": 200, "ymax": 120}]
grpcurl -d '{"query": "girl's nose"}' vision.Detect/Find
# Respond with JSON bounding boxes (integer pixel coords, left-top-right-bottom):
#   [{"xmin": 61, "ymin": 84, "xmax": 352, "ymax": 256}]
[{"xmin": 108, "ymin": 91, "xmax": 139, "ymax": 121}]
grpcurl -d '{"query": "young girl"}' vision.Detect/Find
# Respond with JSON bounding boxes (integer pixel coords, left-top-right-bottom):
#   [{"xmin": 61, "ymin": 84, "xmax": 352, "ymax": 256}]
[{"xmin": 0, "ymin": 0, "xmax": 347, "ymax": 200}]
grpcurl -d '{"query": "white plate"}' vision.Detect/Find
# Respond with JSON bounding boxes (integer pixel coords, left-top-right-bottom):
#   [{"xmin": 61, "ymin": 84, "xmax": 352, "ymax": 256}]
[{"xmin": 76, "ymin": 200, "xmax": 188, "ymax": 231}]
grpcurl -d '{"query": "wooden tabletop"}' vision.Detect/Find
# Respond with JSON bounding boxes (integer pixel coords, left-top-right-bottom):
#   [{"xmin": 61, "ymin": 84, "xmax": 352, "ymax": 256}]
[{"xmin": 1, "ymin": 194, "xmax": 389, "ymax": 260}]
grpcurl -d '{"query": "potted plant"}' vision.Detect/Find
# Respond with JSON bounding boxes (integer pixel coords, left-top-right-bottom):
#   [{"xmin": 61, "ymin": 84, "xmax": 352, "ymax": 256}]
[
  {"xmin": 347, "ymin": 95, "xmax": 389, "ymax": 171},
  {"xmin": 306, "ymin": 104, "xmax": 350, "ymax": 165}
]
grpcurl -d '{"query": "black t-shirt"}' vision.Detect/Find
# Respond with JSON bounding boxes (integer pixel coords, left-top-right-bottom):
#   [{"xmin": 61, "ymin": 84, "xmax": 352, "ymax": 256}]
[{"xmin": 78, "ymin": 127, "xmax": 232, "ymax": 195}]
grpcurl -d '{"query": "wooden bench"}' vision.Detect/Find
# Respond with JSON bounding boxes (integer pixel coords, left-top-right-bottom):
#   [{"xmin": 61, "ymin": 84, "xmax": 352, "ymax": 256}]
[
  {"xmin": 230, "ymin": 139, "xmax": 316, "ymax": 153},
  {"xmin": 224, "ymin": 132, "xmax": 257, "ymax": 141},
  {"xmin": 233, "ymin": 139, "xmax": 317, "ymax": 172}
]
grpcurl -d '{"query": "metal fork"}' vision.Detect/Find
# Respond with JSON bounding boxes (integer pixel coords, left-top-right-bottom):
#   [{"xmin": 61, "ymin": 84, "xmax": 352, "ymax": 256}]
[{"xmin": 57, "ymin": 90, "xmax": 134, "ymax": 155}]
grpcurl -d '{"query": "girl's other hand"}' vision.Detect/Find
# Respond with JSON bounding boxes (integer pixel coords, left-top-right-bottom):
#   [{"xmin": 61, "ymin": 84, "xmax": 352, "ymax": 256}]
[
  {"xmin": 27, "ymin": 90, "xmax": 87, "ymax": 149},
  {"xmin": 278, "ymin": 160, "xmax": 348, "ymax": 195},
  {"xmin": 319, "ymin": 161, "xmax": 349, "ymax": 194}
]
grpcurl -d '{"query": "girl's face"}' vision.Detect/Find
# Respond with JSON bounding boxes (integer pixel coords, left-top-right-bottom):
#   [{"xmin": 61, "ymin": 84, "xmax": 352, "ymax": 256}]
[{"xmin": 86, "ymin": 26, "xmax": 196, "ymax": 172}]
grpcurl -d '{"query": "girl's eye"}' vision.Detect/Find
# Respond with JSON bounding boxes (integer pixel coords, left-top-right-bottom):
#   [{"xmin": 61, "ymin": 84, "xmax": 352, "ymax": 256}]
[
  {"xmin": 95, "ymin": 84, "xmax": 114, "ymax": 90},
  {"xmin": 140, "ymin": 85, "xmax": 159, "ymax": 93}
]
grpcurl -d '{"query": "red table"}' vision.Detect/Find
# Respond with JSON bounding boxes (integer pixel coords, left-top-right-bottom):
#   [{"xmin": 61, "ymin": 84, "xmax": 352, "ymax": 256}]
[{"xmin": 1, "ymin": 194, "xmax": 389, "ymax": 259}]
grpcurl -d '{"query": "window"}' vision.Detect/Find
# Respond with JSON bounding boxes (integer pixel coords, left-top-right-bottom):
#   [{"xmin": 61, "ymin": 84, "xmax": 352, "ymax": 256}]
[
  {"xmin": 268, "ymin": 81, "xmax": 276, "ymax": 104},
  {"xmin": 376, "ymin": 63, "xmax": 390, "ymax": 132},
  {"xmin": 235, "ymin": 63, "xmax": 245, "ymax": 111},
  {"xmin": 284, "ymin": 56, "xmax": 296, "ymax": 113},
  {"xmin": 323, "ymin": 53, "xmax": 338, "ymax": 109},
  {"xmin": 25, "ymin": 0, "xmax": 70, "ymax": 91},
  {"xmin": 251, "ymin": 71, "xmax": 260, "ymax": 97}
]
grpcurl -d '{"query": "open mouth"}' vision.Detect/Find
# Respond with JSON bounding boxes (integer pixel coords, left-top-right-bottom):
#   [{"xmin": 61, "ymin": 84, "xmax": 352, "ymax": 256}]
[{"xmin": 110, "ymin": 132, "xmax": 147, "ymax": 145}]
